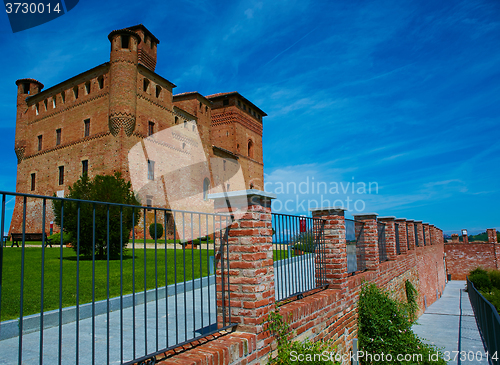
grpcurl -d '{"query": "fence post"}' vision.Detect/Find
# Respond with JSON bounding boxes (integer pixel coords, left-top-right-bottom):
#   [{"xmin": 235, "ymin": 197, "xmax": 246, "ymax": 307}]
[
  {"xmin": 310, "ymin": 207, "xmax": 347, "ymax": 290},
  {"xmin": 395, "ymin": 218, "xmax": 408, "ymax": 255},
  {"xmin": 414, "ymin": 221, "xmax": 424, "ymax": 247},
  {"xmin": 406, "ymin": 220, "xmax": 416, "ymax": 250},
  {"xmin": 209, "ymin": 190, "xmax": 276, "ymax": 354},
  {"xmin": 378, "ymin": 217, "xmax": 397, "ymax": 260},
  {"xmin": 352, "ymin": 213, "xmax": 379, "ymax": 270}
]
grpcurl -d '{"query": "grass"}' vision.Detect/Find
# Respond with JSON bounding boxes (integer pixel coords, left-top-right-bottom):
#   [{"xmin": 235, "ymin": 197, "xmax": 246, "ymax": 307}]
[
  {"xmin": 0, "ymin": 246, "xmax": 214, "ymax": 321},
  {"xmin": 3, "ymin": 238, "xmax": 215, "ymax": 246}
]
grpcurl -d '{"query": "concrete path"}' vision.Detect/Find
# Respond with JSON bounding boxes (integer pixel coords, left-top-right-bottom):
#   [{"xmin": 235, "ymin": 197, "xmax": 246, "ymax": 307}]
[{"xmin": 412, "ymin": 281, "xmax": 489, "ymax": 364}]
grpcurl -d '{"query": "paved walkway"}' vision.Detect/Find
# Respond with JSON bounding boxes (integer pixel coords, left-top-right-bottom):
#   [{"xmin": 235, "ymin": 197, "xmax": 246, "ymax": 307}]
[{"xmin": 412, "ymin": 281, "xmax": 489, "ymax": 364}]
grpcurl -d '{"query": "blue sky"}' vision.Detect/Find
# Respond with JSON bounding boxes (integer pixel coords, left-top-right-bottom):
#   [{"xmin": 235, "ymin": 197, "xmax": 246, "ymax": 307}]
[{"xmin": 0, "ymin": 0, "xmax": 499, "ymax": 233}]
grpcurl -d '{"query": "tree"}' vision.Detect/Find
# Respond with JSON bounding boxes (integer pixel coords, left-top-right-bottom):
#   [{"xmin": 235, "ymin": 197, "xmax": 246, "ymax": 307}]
[
  {"xmin": 52, "ymin": 172, "xmax": 140, "ymax": 258},
  {"xmin": 149, "ymin": 223, "xmax": 163, "ymax": 240}
]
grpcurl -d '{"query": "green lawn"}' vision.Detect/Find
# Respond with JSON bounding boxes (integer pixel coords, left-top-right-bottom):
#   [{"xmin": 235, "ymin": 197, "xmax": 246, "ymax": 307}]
[{"xmin": 0, "ymin": 247, "xmax": 214, "ymax": 321}]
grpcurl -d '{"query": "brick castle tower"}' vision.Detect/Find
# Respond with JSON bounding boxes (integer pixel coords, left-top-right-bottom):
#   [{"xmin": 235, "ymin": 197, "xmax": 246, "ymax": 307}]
[{"xmin": 10, "ymin": 24, "xmax": 266, "ymax": 237}]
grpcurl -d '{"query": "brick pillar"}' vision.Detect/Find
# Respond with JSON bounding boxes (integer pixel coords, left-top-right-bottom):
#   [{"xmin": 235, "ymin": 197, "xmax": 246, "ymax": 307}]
[
  {"xmin": 414, "ymin": 221, "xmax": 424, "ymax": 247},
  {"xmin": 451, "ymin": 234, "xmax": 459, "ymax": 243},
  {"xmin": 462, "ymin": 230, "xmax": 469, "ymax": 244},
  {"xmin": 209, "ymin": 190, "xmax": 276, "ymax": 356},
  {"xmin": 487, "ymin": 229, "xmax": 498, "ymax": 244},
  {"xmin": 378, "ymin": 217, "xmax": 396, "ymax": 260},
  {"xmin": 406, "ymin": 220, "xmax": 416, "ymax": 250},
  {"xmin": 311, "ymin": 207, "xmax": 347, "ymax": 290},
  {"xmin": 429, "ymin": 225, "xmax": 435, "ymax": 245},
  {"xmin": 423, "ymin": 223, "xmax": 430, "ymax": 246},
  {"xmin": 439, "ymin": 229, "xmax": 444, "ymax": 245},
  {"xmin": 353, "ymin": 213, "xmax": 379, "ymax": 270},
  {"xmin": 395, "ymin": 218, "xmax": 408, "ymax": 255}
]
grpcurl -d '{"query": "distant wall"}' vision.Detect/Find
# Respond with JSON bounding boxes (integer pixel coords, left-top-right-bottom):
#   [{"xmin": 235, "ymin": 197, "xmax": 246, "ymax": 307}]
[{"xmin": 445, "ymin": 243, "xmax": 499, "ymax": 279}]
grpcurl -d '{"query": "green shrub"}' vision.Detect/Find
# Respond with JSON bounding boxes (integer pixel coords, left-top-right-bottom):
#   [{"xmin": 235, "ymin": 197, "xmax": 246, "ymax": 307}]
[
  {"xmin": 488, "ymin": 270, "xmax": 500, "ymax": 290},
  {"xmin": 483, "ymin": 287, "xmax": 500, "ymax": 314},
  {"xmin": 469, "ymin": 267, "xmax": 492, "ymax": 291},
  {"xmin": 267, "ymin": 307, "xmax": 340, "ymax": 364},
  {"xmin": 404, "ymin": 280, "xmax": 419, "ymax": 323},
  {"xmin": 149, "ymin": 223, "xmax": 163, "ymax": 240},
  {"xmin": 48, "ymin": 232, "xmax": 73, "ymax": 245},
  {"xmin": 358, "ymin": 283, "xmax": 446, "ymax": 364},
  {"xmin": 52, "ymin": 172, "xmax": 140, "ymax": 259}
]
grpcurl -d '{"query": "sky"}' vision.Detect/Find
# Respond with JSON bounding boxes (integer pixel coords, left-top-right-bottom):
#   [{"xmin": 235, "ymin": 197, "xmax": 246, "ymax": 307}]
[{"xmin": 0, "ymin": 0, "xmax": 499, "ymax": 234}]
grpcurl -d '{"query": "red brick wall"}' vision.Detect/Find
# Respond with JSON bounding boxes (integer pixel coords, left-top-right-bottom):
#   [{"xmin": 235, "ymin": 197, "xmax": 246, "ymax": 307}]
[{"xmin": 445, "ymin": 243, "xmax": 499, "ymax": 280}]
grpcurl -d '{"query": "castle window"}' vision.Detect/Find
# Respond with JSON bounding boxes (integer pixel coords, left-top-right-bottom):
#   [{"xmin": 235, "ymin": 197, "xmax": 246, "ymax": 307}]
[
  {"xmin": 85, "ymin": 81, "xmax": 90, "ymax": 95},
  {"xmin": 35, "ymin": 104, "xmax": 39, "ymax": 115},
  {"xmin": 151, "ymin": 41, "xmax": 155, "ymax": 49},
  {"xmin": 237, "ymin": 143, "xmax": 240, "ymax": 151},
  {"xmin": 243, "ymin": 105, "xmax": 246, "ymax": 111},
  {"xmin": 175, "ymin": 116, "xmax": 178, "ymax": 124},
  {"xmin": 84, "ymin": 119, "xmax": 90, "ymax": 137},
  {"xmin": 182, "ymin": 143, "xmax": 186, "ymax": 149},
  {"xmin": 184, "ymin": 121, "xmax": 187, "ymax": 129},
  {"xmin": 148, "ymin": 121, "xmax": 154, "ymax": 136},
  {"xmin": 73, "ymin": 86, "xmax": 79, "ymax": 99},
  {"xmin": 199, "ymin": 102, "xmax": 202, "ymax": 110},
  {"xmin": 43, "ymin": 99, "xmax": 48, "ymax": 111},
  {"xmin": 223, "ymin": 160, "xmax": 226, "ymax": 171},
  {"xmin": 37, "ymin": 135, "xmax": 42, "ymax": 151},
  {"xmin": 205, "ymin": 106, "xmax": 208, "ymax": 113},
  {"xmin": 82, "ymin": 160, "xmax": 88, "ymax": 176},
  {"xmin": 52, "ymin": 97, "xmax": 56, "ymax": 109},
  {"xmin": 56, "ymin": 129, "xmax": 61, "ymax": 146},
  {"xmin": 156, "ymin": 85, "xmax": 161, "ymax": 98},
  {"xmin": 223, "ymin": 99, "xmax": 229, "ymax": 106},
  {"xmin": 237, "ymin": 100, "xmax": 241, "ymax": 107},
  {"xmin": 143, "ymin": 79, "xmax": 150, "ymax": 93},
  {"xmin": 121, "ymin": 35, "xmax": 130, "ymax": 49},
  {"xmin": 248, "ymin": 139, "xmax": 254, "ymax": 159},
  {"xmin": 58, "ymin": 166, "xmax": 64, "ymax": 186},
  {"xmin": 98, "ymin": 76, "xmax": 104, "ymax": 89},
  {"xmin": 30, "ymin": 173, "xmax": 36, "ymax": 191},
  {"xmin": 61, "ymin": 91, "xmax": 65, "ymax": 103},
  {"xmin": 203, "ymin": 178, "xmax": 210, "ymax": 201},
  {"xmin": 192, "ymin": 124, "xmax": 196, "ymax": 132},
  {"xmin": 23, "ymin": 83, "xmax": 30, "ymax": 94},
  {"xmin": 147, "ymin": 160, "xmax": 155, "ymax": 180}
]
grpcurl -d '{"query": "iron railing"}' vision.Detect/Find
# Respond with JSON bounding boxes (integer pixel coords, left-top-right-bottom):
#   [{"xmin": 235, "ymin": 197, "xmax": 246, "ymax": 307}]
[
  {"xmin": 467, "ymin": 277, "xmax": 500, "ymax": 365},
  {"xmin": 346, "ymin": 219, "xmax": 366, "ymax": 274},
  {"xmin": 395, "ymin": 223, "xmax": 401, "ymax": 255},
  {"xmin": 378, "ymin": 222, "xmax": 387, "ymax": 262},
  {"xmin": 0, "ymin": 190, "xmax": 234, "ymax": 365},
  {"xmin": 271, "ymin": 213, "xmax": 327, "ymax": 302},
  {"xmin": 414, "ymin": 224, "xmax": 419, "ymax": 247}
]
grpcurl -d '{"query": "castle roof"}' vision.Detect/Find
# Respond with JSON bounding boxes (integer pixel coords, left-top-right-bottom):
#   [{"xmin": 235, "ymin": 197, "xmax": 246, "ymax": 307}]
[{"xmin": 206, "ymin": 91, "xmax": 267, "ymax": 116}]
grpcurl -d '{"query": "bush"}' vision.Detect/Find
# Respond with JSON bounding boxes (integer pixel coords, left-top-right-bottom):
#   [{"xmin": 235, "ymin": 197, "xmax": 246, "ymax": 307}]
[
  {"xmin": 267, "ymin": 307, "xmax": 340, "ymax": 364},
  {"xmin": 358, "ymin": 283, "xmax": 446, "ymax": 364},
  {"xmin": 405, "ymin": 280, "xmax": 419, "ymax": 323},
  {"xmin": 48, "ymin": 232, "xmax": 73, "ymax": 245},
  {"xmin": 488, "ymin": 270, "xmax": 500, "ymax": 290},
  {"xmin": 469, "ymin": 267, "xmax": 492, "ymax": 291},
  {"xmin": 149, "ymin": 223, "xmax": 163, "ymax": 240},
  {"xmin": 52, "ymin": 173, "xmax": 140, "ymax": 259}
]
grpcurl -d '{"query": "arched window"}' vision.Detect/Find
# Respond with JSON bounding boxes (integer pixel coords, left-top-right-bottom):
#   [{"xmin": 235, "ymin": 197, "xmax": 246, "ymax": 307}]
[
  {"xmin": 203, "ymin": 178, "xmax": 210, "ymax": 201},
  {"xmin": 248, "ymin": 139, "xmax": 254, "ymax": 159}
]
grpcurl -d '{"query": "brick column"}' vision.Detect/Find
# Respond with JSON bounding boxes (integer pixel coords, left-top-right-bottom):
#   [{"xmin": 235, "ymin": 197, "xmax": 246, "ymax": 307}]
[
  {"xmin": 395, "ymin": 218, "xmax": 408, "ymax": 255},
  {"xmin": 462, "ymin": 230, "xmax": 469, "ymax": 244},
  {"xmin": 429, "ymin": 225, "xmax": 435, "ymax": 245},
  {"xmin": 353, "ymin": 213, "xmax": 379, "ymax": 270},
  {"xmin": 406, "ymin": 220, "xmax": 416, "ymax": 250},
  {"xmin": 311, "ymin": 207, "xmax": 347, "ymax": 290},
  {"xmin": 423, "ymin": 223, "xmax": 430, "ymax": 246},
  {"xmin": 378, "ymin": 217, "xmax": 397, "ymax": 260},
  {"xmin": 209, "ymin": 189, "xmax": 276, "ymax": 357},
  {"xmin": 414, "ymin": 221, "xmax": 424, "ymax": 247},
  {"xmin": 487, "ymin": 229, "xmax": 498, "ymax": 244},
  {"xmin": 451, "ymin": 234, "xmax": 459, "ymax": 243}
]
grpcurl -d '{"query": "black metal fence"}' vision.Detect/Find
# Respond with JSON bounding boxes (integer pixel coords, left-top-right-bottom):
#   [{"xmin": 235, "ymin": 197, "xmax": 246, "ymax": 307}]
[
  {"xmin": 395, "ymin": 223, "xmax": 401, "ymax": 255},
  {"xmin": 0, "ymin": 191, "xmax": 234, "ymax": 365},
  {"xmin": 378, "ymin": 222, "xmax": 387, "ymax": 262},
  {"xmin": 271, "ymin": 213, "xmax": 327, "ymax": 302},
  {"xmin": 346, "ymin": 219, "xmax": 366, "ymax": 274},
  {"xmin": 467, "ymin": 277, "xmax": 500, "ymax": 365}
]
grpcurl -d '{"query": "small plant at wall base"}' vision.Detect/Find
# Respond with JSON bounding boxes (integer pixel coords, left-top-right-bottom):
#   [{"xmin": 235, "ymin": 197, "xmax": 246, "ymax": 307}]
[
  {"xmin": 405, "ymin": 280, "xmax": 419, "ymax": 323},
  {"xmin": 52, "ymin": 172, "xmax": 141, "ymax": 259},
  {"xmin": 267, "ymin": 307, "xmax": 340, "ymax": 364},
  {"xmin": 358, "ymin": 283, "xmax": 446, "ymax": 364},
  {"xmin": 149, "ymin": 223, "xmax": 163, "ymax": 240}
]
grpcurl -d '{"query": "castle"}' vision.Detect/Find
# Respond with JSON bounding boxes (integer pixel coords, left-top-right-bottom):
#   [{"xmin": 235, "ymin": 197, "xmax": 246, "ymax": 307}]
[{"xmin": 11, "ymin": 24, "xmax": 266, "ymax": 235}]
